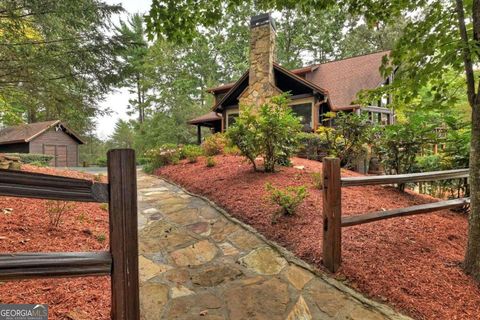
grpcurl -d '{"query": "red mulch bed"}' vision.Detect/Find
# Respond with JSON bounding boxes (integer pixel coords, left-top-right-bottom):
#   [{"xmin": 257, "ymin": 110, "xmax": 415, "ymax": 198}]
[
  {"xmin": 157, "ymin": 155, "xmax": 480, "ymax": 320},
  {"xmin": 0, "ymin": 165, "xmax": 110, "ymax": 320}
]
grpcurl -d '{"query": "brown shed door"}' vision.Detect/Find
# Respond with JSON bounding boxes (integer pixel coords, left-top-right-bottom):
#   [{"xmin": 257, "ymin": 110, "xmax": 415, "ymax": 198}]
[
  {"xmin": 56, "ymin": 145, "xmax": 67, "ymax": 167},
  {"xmin": 43, "ymin": 145, "xmax": 56, "ymax": 166},
  {"xmin": 43, "ymin": 144, "xmax": 67, "ymax": 167}
]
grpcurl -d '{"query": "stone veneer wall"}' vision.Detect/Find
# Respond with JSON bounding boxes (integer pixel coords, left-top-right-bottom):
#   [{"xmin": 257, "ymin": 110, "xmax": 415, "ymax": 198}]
[{"xmin": 239, "ymin": 22, "xmax": 280, "ymax": 109}]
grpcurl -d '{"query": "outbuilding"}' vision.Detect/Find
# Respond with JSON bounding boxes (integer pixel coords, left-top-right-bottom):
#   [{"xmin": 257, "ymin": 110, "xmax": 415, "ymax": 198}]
[{"xmin": 0, "ymin": 120, "xmax": 84, "ymax": 167}]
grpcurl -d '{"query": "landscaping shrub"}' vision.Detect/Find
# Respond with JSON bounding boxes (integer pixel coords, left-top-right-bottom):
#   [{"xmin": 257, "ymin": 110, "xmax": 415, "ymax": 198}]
[
  {"xmin": 46, "ymin": 200, "xmax": 72, "ymax": 228},
  {"xmin": 296, "ymin": 132, "xmax": 328, "ymax": 161},
  {"xmin": 206, "ymin": 156, "xmax": 216, "ymax": 167},
  {"xmin": 224, "ymin": 145, "xmax": 241, "ymax": 156},
  {"xmin": 265, "ymin": 182, "xmax": 308, "ymax": 221},
  {"xmin": 144, "ymin": 144, "xmax": 181, "ymax": 172},
  {"xmin": 311, "ymin": 171, "xmax": 323, "ymax": 189},
  {"xmin": 182, "ymin": 144, "xmax": 203, "ymax": 163},
  {"xmin": 6, "ymin": 153, "xmax": 53, "ymax": 166},
  {"xmin": 227, "ymin": 94, "xmax": 301, "ymax": 172},
  {"xmin": 316, "ymin": 112, "xmax": 372, "ymax": 168},
  {"xmin": 96, "ymin": 156, "xmax": 108, "ymax": 167},
  {"xmin": 202, "ymin": 133, "xmax": 227, "ymax": 156},
  {"xmin": 226, "ymin": 106, "xmax": 261, "ymax": 171}
]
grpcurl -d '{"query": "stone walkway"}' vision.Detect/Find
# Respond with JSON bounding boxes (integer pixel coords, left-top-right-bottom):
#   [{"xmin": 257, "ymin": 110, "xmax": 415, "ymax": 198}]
[{"xmin": 137, "ymin": 172, "xmax": 410, "ymax": 320}]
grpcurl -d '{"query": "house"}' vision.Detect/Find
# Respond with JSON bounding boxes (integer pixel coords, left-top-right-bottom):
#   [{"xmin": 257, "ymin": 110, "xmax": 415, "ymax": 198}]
[
  {"xmin": 0, "ymin": 120, "xmax": 84, "ymax": 167},
  {"xmin": 188, "ymin": 13, "xmax": 394, "ymax": 143}
]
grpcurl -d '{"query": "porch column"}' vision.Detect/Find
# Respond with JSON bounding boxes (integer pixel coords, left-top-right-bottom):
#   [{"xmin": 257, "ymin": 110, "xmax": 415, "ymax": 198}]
[{"xmin": 197, "ymin": 125, "xmax": 202, "ymax": 145}]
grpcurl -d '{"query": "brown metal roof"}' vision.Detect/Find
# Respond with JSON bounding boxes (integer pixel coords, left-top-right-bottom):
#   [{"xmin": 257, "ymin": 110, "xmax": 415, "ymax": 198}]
[
  {"xmin": 0, "ymin": 120, "xmax": 85, "ymax": 145},
  {"xmin": 188, "ymin": 112, "xmax": 222, "ymax": 125}
]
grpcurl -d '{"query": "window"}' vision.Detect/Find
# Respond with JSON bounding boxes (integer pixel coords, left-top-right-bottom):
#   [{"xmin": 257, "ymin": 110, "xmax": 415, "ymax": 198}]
[
  {"xmin": 291, "ymin": 103, "xmax": 313, "ymax": 131},
  {"xmin": 226, "ymin": 112, "xmax": 238, "ymax": 129}
]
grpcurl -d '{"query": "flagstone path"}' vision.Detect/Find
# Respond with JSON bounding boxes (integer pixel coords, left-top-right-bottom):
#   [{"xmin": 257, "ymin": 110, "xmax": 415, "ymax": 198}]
[{"xmin": 137, "ymin": 172, "xmax": 411, "ymax": 320}]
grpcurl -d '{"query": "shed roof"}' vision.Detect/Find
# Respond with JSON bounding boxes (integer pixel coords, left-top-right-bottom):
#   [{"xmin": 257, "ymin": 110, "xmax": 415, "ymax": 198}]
[{"xmin": 0, "ymin": 120, "xmax": 84, "ymax": 145}]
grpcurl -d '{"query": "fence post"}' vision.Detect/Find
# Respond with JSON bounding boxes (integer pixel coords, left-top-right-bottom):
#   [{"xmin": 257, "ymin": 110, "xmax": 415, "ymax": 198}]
[
  {"xmin": 322, "ymin": 157, "xmax": 342, "ymax": 272},
  {"xmin": 107, "ymin": 149, "xmax": 139, "ymax": 320}
]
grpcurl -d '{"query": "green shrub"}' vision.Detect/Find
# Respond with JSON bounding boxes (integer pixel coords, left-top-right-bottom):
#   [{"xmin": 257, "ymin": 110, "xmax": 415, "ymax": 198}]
[
  {"xmin": 296, "ymin": 132, "xmax": 329, "ymax": 161},
  {"xmin": 143, "ymin": 162, "xmax": 155, "ymax": 174},
  {"xmin": 206, "ymin": 156, "xmax": 216, "ymax": 167},
  {"xmin": 226, "ymin": 107, "xmax": 261, "ymax": 171},
  {"xmin": 6, "ymin": 153, "xmax": 53, "ymax": 166},
  {"xmin": 46, "ymin": 200, "xmax": 72, "ymax": 228},
  {"xmin": 227, "ymin": 94, "xmax": 302, "ymax": 172},
  {"xmin": 96, "ymin": 156, "xmax": 107, "ymax": 167},
  {"xmin": 317, "ymin": 112, "xmax": 372, "ymax": 168},
  {"xmin": 224, "ymin": 145, "xmax": 241, "ymax": 156},
  {"xmin": 311, "ymin": 171, "xmax": 323, "ymax": 189},
  {"xmin": 144, "ymin": 144, "xmax": 181, "ymax": 170},
  {"xmin": 28, "ymin": 161, "xmax": 48, "ymax": 167},
  {"xmin": 265, "ymin": 183, "xmax": 308, "ymax": 220},
  {"xmin": 182, "ymin": 144, "xmax": 203, "ymax": 163},
  {"xmin": 96, "ymin": 233, "xmax": 107, "ymax": 243},
  {"xmin": 202, "ymin": 133, "xmax": 227, "ymax": 156}
]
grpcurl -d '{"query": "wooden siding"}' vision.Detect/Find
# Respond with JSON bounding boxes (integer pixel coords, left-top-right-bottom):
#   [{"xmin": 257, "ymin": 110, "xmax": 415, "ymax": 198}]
[{"xmin": 29, "ymin": 128, "xmax": 79, "ymax": 167}]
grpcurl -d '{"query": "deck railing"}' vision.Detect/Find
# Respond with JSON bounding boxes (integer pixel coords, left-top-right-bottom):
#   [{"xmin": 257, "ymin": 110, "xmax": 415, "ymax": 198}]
[
  {"xmin": 0, "ymin": 149, "xmax": 139, "ymax": 320},
  {"xmin": 322, "ymin": 157, "xmax": 469, "ymax": 273}
]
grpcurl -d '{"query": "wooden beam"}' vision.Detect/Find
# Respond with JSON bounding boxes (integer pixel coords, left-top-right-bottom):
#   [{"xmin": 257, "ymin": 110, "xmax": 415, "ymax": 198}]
[
  {"xmin": 341, "ymin": 198, "xmax": 470, "ymax": 227},
  {"xmin": 341, "ymin": 169, "xmax": 469, "ymax": 187},
  {"xmin": 322, "ymin": 158, "xmax": 342, "ymax": 272},
  {"xmin": 0, "ymin": 252, "xmax": 111, "ymax": 280},
  {"xmin": 0, "ymin": 168, "xmax": 108, "ymax": 202},
  {"xmin": 107, "ymin": 149, "xmax": 140, "ymax": 320},
  {"xmin": 197, "ymin": 125, "xmax": 202, "ymax": 145}
]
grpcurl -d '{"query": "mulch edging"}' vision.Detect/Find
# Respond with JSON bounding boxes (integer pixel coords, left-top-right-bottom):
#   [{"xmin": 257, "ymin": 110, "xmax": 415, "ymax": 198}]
[{"xmin": 157, "ymin": 174, "xmax": 412, "ymax": 320}]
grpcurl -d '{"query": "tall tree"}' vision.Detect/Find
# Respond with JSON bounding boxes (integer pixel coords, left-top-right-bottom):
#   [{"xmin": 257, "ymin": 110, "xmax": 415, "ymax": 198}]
[
  {"xmin": 0, "ymin": 0, "xmax": 122, "ymax": 133},
  {"xmin": 109, "ymin": 119, "xmax": 135, "ymax": 148},
  {"xmin": 340, "ymin": 18, "xmax": 405, "ymax": 57},
  {"xmin": 115, "ymin": 13, "xmax": 149, "ymax": 123}
]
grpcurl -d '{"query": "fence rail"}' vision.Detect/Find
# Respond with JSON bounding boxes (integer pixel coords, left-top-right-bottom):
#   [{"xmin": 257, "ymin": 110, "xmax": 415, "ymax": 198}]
[
  {"xmin": 0, "ymin": 252, "xmax": 112, "ymax": 280},
  {"xmin": 0, "ymin": 149, "xmax": 139, "ymax": 320},
  {"xmin": 322, "ymin": 157, "xmax": 469, "ymax": 273},
  {"xmin": 0, "ymin": 168, "xmax": 109, "ymax": 202},
  {"xmin": 341, "ymin": 168, "xmax": 469, "ymax": 187},
  {"xmin": 341, "ymin": 198, "xmax": 470, "ymax": 227}
]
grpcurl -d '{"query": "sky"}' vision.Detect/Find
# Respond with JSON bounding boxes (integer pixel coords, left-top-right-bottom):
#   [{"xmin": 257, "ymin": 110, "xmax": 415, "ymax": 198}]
[{"xmin": 95, "ymin": 0, "xmax": 152, "ymax": 139}]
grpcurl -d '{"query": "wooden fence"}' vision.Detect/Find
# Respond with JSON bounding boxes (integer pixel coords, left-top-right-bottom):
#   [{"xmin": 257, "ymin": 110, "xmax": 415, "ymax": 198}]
[
  {"xmin": 322, "ymin": 157, "xmax": 470, "ymax": 273},
  {"xmin": 0, "ymin": 149, "xmax": 139, "ymax": 320}
]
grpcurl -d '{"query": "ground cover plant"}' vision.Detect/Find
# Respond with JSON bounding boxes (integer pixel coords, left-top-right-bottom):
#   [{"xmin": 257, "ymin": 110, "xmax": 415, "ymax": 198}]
[
  {"xmin": 157, "ymin": 155, "xmax": 480, "ymax": 319},
  {"xmin": 265, "ymin": 182, "xmax": 308, "ymax": 221},
  {"xmin": 0, "ymin": 165, "xmax": 110, "ymax": 319}
]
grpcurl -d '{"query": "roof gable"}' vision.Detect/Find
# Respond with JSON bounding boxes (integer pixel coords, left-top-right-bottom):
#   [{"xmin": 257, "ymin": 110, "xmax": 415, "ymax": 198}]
[
  {"xmin": 212, "ymin": 65, "xmax": 329, "ymax": 112},
  {"xmin": 0, "ymin": 120, "xmax": 84, "ymax": 145}
]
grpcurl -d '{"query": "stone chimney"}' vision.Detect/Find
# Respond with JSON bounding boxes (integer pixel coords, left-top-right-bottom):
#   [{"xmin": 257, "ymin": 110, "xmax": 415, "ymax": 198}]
[{"xmin": 239, "ymin": 13, "xmax": 280, "ymax": 108}]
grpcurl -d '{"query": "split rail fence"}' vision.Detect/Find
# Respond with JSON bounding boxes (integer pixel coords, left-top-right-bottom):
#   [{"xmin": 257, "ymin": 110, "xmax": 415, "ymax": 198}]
[
  {"xmin": 322, "ymin": 157, "xmax": 470, "ymax": 273},
  {"xmin": 0, "ymin": 149, "xmax": 139, "ymax": 320}
]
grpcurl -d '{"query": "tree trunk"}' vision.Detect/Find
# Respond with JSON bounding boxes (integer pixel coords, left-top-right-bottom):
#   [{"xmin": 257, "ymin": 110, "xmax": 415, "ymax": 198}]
[
  {"xmin": 456, "ymin": 0, "xmax": 480, "ymax": 280},
  {"xmin": 27, "ymin": 106, "xmax": 37, "ymax": 123},
  {"xmin": 465, "ymin": 97, "xmax": 480, "ymax": 280},
  {"xmin": 136, "ymin": 73, "xmax": 143, "ymax": 123}
]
